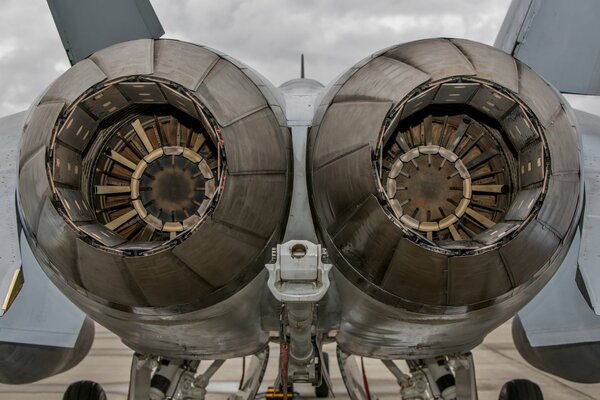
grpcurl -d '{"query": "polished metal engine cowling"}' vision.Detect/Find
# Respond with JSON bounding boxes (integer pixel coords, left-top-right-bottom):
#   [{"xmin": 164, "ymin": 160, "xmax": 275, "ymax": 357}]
[
  {"xmin": 17, "ymin": 39, "xmax": 292, "ymax": 358},
  {"xmin": 308, "ymin": 39, "xmax": 582, "ymax": 358}
]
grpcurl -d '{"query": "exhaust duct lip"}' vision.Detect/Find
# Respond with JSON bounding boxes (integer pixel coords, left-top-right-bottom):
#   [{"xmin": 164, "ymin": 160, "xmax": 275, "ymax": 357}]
[
  {"xmin": 47, "ymin": 76, "xmax": 227, "ymax": 256},
  {"xmin": 375, "ymin": 76, "xmax": 549, "ymax": 256}
]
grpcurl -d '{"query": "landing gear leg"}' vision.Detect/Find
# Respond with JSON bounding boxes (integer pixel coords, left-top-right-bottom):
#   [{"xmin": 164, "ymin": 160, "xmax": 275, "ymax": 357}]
[
  {"xmin": 336, "ymin": 346, "xmax": 369, "ymax": 400},
  {"xmin": 451, "ymin": 353, "xmax": 478, "ymax": 400},
  {"xmin": 386, "ymin": 354, "xmax": 478, "ymax": 400},
  {"xmin": 315, "ymin": 351, "xmax": 331, "ymax": 398},
  {"xmin": 231, "ymin": 346, "xmax": 270, "ymax": 400},
  {"xmin": 312, "ymin": 333, "xmax": 334, "ymax": 398},
  {"xmin": 338, "ymin": 348, "xmax": 479, "ymax": 400},
  {"xmin": 128, "ymin": 353, "xmax": 156, "ymax": 400},
  {"xmin": 126, "ymin": 347, "xmax": 269, "ymax": 400}
]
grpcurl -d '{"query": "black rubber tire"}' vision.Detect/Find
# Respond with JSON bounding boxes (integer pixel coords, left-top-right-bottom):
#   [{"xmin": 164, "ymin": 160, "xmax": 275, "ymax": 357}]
[
  {"xmin": 315, "ymin": 352, "xmax": 330, "ymax": 398},
  {"xmin": 499, "ymin": 379, "xmax": 543, "ymax": 400},
  {"xmin": 63, "ymin": 380, "xmax": 107, "ymax": 400}
]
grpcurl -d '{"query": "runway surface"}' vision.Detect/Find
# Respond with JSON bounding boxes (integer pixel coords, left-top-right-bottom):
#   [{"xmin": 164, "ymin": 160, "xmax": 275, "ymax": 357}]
[{"xmin": 0, "ymin": 320, "xmax": 598, "ymax": 400}]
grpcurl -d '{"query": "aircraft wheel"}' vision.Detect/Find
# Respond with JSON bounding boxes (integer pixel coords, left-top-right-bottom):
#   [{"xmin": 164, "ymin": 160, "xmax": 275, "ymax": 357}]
[
  {"xmin": 499, "ymin": 379, "xmax": 543, "ymax": 400},
  {"xmin": 315, "ymin": 352, "xmax": 330, "ymax": 398},
  {"xmin": 63, "ymin": 380, "xmax": 107, "ymax": 400}
]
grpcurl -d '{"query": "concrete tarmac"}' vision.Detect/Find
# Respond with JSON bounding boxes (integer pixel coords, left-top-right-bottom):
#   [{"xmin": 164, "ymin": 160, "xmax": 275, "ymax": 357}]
[{"xmin": 0, "ymin": 320, "xmax": 598, "ymax": 399}]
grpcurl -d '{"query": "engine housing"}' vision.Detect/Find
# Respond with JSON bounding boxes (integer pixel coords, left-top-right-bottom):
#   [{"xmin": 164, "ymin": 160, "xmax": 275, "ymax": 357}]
[
  {"xmin": 17, "ymin": 39, "xmax": 292, "ymax": 358},
  {"xmin": 308, "ymin": 38, "xmax": 582, "ymax": 357}
]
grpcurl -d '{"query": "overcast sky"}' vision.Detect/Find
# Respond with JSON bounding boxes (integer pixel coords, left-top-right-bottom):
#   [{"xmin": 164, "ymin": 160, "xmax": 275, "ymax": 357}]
[{"xmin": 0, "ymin": 0, "xmax": 597, "ymax": 118}]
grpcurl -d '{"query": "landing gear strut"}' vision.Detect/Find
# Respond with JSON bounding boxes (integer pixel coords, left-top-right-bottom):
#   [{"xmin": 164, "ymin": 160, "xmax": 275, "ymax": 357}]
[
  {"xmin": 315, "ymin": 351, "xmax": 330, "ymax": 398},
  {"xmin": 125, "ymin": 346, "xmax": 269, "ymax": 400},
  {"xmin": 338, "ymin": 347, "xmax": 478, "ymax": 400}
]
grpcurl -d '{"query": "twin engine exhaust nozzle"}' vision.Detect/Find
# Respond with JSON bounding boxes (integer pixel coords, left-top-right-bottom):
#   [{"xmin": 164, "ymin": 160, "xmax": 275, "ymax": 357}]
[{"xmin": 16, "ymin": 38, "xmax": 582, "ymax": 360}]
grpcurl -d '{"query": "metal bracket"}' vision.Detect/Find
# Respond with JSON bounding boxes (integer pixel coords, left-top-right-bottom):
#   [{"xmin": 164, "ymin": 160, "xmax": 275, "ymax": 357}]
[
  {"xmin": 450, "ymin": 352, "xmax": 479, "ymax": 400},
  {"xmin": 339, "ymin": 350, "xmax": 479, "ymax": 400},
  {"xmin": 316, "ymin": 337, "xmax": 335, "ymax": 396},
  {"xmin": 128, "ymin": 353, "xmax": 156, "ymax": 400},
  {"xmin": 266, "ymin": 240, "xmax": 332, "ymax": 303},
  {"xmin": 229, "ymin": 346, "xmax": 270, "ymax": 400},
  {"xmin": 336, "ymin": 346, "xmax": 369, "ymax": 400},
  {"xmin": 266, "ymin": 240, "xmax": 332, "ymax": 387}
]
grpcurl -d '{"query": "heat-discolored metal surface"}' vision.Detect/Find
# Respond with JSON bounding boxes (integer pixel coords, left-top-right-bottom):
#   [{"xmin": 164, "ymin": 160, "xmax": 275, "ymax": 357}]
[
  {"xmin": 381, "ymin": 238, "xmax": 448, "ymax": 306},
  {"xmin": 41, "ymin": 59, "xmax": 107, "ymax": 105},
  {"xmin": 46, "ymin": 76, "xmax": 227, "ymax": 251},
  {"xmin": 312, "ymin": 145, "xmax": 378, "ymax": 234},
  {"xmin": 90, "ymin": 111, "xmax": 219, "ymax": 242},
  {"xmin": 382, "ymin": 114, "xmax": 513, "ymax": 242},
  {"xmin": 89, "ymin": 39, "xmax": 154, "ymax": 79},
  {"xmin": 312, "ymin": 101, "xmax": 392, "ymax": 168},
  {"xmin": 196, "ymin": 59, "xmax": 268, "ymax": 127},
  {"xmin": 332, "ymin": 195, "xmax": 404, "ymax": 285},
  {"xmin": 335, "ymin": 57, "xmax": 429, "ymax": 103},
  {"xmin": 384, "ymin": 39, "xmax": 476, "ymax": 80},
  {"xmin": 450, "ymin": 39, "xmax": 519, "ymax": 93},
  {"xmin": 153, "ymin": 41, "xmax": 219, "ymax": 90}
]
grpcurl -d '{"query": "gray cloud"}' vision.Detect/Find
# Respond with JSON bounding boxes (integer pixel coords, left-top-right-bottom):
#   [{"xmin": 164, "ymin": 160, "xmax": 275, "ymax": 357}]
[
  {"xmin": 16, "ymin": 0, "xmax": 599, "ymax": 119},
  {"xmin": 151, "ymin": 0, "xmax": 511, "ymax": 86},
  {"xmin": 0, "ymin": 0, "xmax": 68, "ymax": 117},
  {"xmin": 0, "ymin": 0, "xmax": 513, "ymax": 117}
]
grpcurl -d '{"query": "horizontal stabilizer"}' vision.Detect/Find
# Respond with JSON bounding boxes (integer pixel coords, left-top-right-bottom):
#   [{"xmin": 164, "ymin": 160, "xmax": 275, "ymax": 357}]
[
  {"xmin": 0, "ymin": 233, "xmax": 86, "ymax": 348},
  {"xmin": 519, "ymin": 231, "xmax": 600, "ymax": 347},
  {"xmin": 519, "ymin": 109, "xmax": 600, "ymax": 347},
  {"xmin": 0, "ymin": 112, "xmax": 85, "ymax": 347}
]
